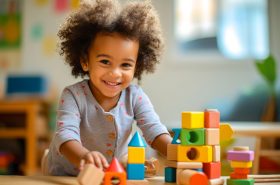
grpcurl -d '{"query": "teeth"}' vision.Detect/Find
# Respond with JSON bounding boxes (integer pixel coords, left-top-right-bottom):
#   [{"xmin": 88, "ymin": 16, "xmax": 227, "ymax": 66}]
[{"xmin": 105, "ymin": 81, "xmax": 120, "ymax": 86}]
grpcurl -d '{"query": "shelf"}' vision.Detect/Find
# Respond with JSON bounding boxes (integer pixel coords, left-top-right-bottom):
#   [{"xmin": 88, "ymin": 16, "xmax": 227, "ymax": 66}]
[
  {"xmin": 260, "ymin": 150, "xmax": 280, "ymax": 157},
  {"xmin": 0, "ymin": 129, "xmax": 26, "ymax": 138}
]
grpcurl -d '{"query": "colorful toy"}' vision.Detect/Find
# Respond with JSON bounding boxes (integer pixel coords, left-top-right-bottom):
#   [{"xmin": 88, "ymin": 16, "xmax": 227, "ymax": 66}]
[
  {"xmin": 77, "ymin": 164, "xmax": 104, "ymax": 185},
  {"xmin": 165, "ymin": 109, "xmax": 232, "ymax": 185}
]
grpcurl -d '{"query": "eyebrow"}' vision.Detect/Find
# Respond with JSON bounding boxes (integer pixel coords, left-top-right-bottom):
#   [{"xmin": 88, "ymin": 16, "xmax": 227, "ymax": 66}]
[{"xmin": 96, "ymin": 54, "xmax": 136, "ymax": 63}]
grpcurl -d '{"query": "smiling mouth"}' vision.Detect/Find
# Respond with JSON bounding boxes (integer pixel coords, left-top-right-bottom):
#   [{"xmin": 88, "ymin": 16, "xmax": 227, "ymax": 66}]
[{"xmin": 103, "ymin": 80, "xmax": 121, "ymax": 86}]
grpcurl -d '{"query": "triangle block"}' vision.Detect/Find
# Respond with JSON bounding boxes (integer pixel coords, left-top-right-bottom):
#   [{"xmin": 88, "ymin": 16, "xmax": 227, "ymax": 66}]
[
  {"xmin": 128, "ymin": 131, "xmax": 146, "ymax": 147},
  {"xmin": 106, "ymin": 157, "xmax": 125, "ymax": 173}
]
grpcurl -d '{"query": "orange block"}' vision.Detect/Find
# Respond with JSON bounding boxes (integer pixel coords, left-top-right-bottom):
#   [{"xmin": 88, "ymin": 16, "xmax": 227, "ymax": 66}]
[
  {"xmin": 203, "ymin": 162, "xmax": 221, "ymax": 179},
  {"xmin": 177, "ymin": 169, "xmax": 208, "ymax": 185},
  {"xmin": 104, "ymin": 172, "xmax": 126, "ymax": 185},
  {"xmin": 204, "ymin": 109, "xmax": 220, "ymax": 128},
  {"xmin": 230, "ymin": 172, "xmax": 248, "ymax": 179},
  {"xmin": 234, "ymin": 168, "xmax": 250, "ymax": 175}
]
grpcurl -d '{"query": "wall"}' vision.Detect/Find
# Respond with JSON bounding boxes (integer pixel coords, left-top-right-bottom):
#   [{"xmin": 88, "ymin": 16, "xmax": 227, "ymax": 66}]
[{"xmin": 2, "ymin": 0, "xmax": 280, "ymax": 128}]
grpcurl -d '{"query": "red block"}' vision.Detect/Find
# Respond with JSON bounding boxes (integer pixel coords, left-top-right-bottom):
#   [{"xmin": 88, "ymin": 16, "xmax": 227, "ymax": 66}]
[
  {"xmin": 230, "ymin": 172, "xmax": 248, "ymax": 179},
  {"xmin": 203, "ymin": 162, "xmax": 221, "ymax": 179},
  {"xmin": 234, "ymin": 168, "xmax": 250, "ymax": 175},
  {"xmin": 204, "ymin": 110, "xmax": 220, "ymax": 128}
]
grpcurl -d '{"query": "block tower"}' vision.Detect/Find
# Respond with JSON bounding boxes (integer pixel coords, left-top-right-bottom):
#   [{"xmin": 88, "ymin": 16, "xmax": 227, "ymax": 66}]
[
  {"xmin": 127, "ymin": 131, "xmax": 146, "ymax": 180},
  {"xmin": 165, "ymin": 109, "xmax": 225, "ymax": 185},
  {"xmin": 227, "ymin": 146, "xmax": 255, "ymax": 185}
]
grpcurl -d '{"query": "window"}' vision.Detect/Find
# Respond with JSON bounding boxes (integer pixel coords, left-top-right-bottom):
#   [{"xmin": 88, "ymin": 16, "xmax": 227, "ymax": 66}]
[{"xmin": 175, "ymin": 0, "xmax": 269, "ymax": 60}]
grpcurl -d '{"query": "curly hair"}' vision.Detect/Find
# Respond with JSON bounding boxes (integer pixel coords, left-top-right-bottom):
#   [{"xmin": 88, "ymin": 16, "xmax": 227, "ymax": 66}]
[{"xmin": 58, "ymin": 0, "xmax": 164, "ymax": 81}]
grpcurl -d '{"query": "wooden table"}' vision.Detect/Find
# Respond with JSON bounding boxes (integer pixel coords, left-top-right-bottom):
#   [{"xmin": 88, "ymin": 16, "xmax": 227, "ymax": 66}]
[
  {"xmin": 231, "ymin": 122, "xmax": 280, "ymax": 174},
  {"xmin": 0, "ymin": 175, "xmax": 279, "ymax": 185}
]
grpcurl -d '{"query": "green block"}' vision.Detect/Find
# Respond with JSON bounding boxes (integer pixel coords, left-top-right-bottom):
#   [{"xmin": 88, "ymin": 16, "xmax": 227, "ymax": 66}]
[
  {"xmin": 227, "ymin": 178, "xmax": 255, "ymax": 185},
  {"xmin": 181, "ymin": 128, "xmax": 205, "ymax": 146}
]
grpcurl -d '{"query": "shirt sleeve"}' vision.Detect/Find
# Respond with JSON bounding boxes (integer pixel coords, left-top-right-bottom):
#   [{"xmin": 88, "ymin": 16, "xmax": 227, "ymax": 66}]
[
  {"xmin": 53, "ymin": 88, "xmax": 82, "ymax": 154},
  {"xmin": 133, "ymin": 87, "xmax": 169, "ymax": 146}
]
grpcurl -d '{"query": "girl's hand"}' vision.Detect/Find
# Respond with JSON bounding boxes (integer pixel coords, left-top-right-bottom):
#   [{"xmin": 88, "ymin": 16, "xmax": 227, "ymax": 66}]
[{"xmin": 79, "ymin": 151, "xmax": 109, "ymax": 171}]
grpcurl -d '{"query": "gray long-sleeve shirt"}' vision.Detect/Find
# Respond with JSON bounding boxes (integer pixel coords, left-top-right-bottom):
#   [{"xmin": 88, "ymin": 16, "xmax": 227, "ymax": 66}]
[{"xmin": 47, "ymin": 80, "xmax": 169, "ymax": 176}]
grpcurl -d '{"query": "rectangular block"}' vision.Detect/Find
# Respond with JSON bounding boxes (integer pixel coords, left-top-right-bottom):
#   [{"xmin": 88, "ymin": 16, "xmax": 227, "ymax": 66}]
[
  {"xmin": 181, "ymin": 128, "xmax": 205, "ymax": 146},
  {"xmin": 203, "ymin": 162, "xmax": 221, "ymax": 179},
  {"xmin": 128, "ymin": 147, "xmax": 145, "ymax": 163},
  {"xmin": 205, "ymin": 128, "xmax": 220, "ymax": 145},
  {"xmin": 165, "ymin": 160, "xmax": 203, "ymax": 169},
  {"xmin": 177, "ymin": 145, "xmax": 212, "ymax": 162},
  {"xmin": 227, "ymin": 178, "xmax": 254, "ymax": 185},
  {"xmin": 127, "ymin": 164, "xmax": 145, "ymax": 180},
  {"xmin": 227, "ymin": 150, "xmax": 254, "ymax": 161},
  {"xmin": 182, "ymin": 112, "xmax": 204, "ymax": 129},
  {"xmin": 212, "ymin": 145, "xmax": 220, "ymax": 162},
  {"xmin": 209, "ymin": 178, "xmax": 225, "ymax": 185},
  {"xmin": 230, "ymin": 161, "xmax": 253, "ymax": 168},
  {"xmin": 204, "ymin": 109, "xmax": 220, "ymax": 128},
  {"xmin": 167, "ymin": 144, "xmax": 178, "ymax": 161},
  {"xmin": 230, "ymin": 172, "xmax": 248, "ymax": 179},
  {"xmin": 234, "ymin": 168, "xmax": 250, "ymax": 175},
  {"xmin": 77, "ymin": 164, "xmax": 104, "ymax": 185},
  {"xmin": 165, "ymin": 167, "xmax": 176, "ymax": 182}
]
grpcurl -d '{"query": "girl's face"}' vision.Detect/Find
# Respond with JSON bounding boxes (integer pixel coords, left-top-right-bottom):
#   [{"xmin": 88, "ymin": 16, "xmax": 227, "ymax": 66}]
[{"xmin": 81, "ymin": 32, "xmax": 139, "ymax": 105}]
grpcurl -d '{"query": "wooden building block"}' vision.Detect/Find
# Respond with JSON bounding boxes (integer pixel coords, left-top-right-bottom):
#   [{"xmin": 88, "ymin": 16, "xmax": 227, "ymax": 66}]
[
  {"xmin": 165, "ymin": 160, "xmax": 203, "ymax": 169},
  {"xmin": 205, "ymin": 128, "xmax": 220, "ymax": 145},
  {"xmin": 128, "ymin": 147, "xmax": 145, "ymax": 163},
  {"xmin": 177, "ymin": 145, "xmax": 212, "ymax": 162},
  {"xmin": 104, "ymin": 157, "xmax": 126, "ymax": 185},
  {"xmin": 77, "ymin": 164, "xmax": 104, "ymax": 185},
  {"xmin": 209, "ymin": 178, "xmax": 225, "ymax": 185},
  {"xmin": 227, "ymin": 150, "xmax": 254, "ymax": 161},
  {"xmin": 234, "ymin": 168, "xmax": 250, "ymax": 175},
  {"xmin": 220, "ymin": 123, "xmax": 234, "ymax": 142},
  {"xmin": 127, "ymin": 163, "xmax": 145, "ymax": 180},
  {"xmin": 127, "ymin": 179, "xmax": 149, "ymax": 185},
  {"xmin": 230, "ymin": 172, "xmax": 248, "ymax": 179},
  {"xmin": 167, "ymin": 144, "xmax": 178, "ymax": 161},
  {"xmin": 182, "ymin": 112, "xmax": 204, "ymax": 129},
  {"xmin": 171, "ymin": 128, "xmax": 182, "ymax": 144},
  {"xmin": 230, "ymin": 161, "xmax": 253, "ymax": 168},
  {"xmin": 181, "ymin": 128, "xmax": 205, "ymax": 146},
  {"xmin": 165, "ymin": 167, "xmax": 176, "ymax": 182},
  {"xmin": 212, "ymin": 145, "xmax": 220, "ymax": 162},
  {"xmin": 203, "ymin": 162, "xmax": 221, "ymax": 179},
  {"xmin": 227, "ymin": 178, "xmax": 254, "ymax": 185},
  {"xmin": 233, "ymin": 146, "xmax": 249, "ymax": 151},
  {"xmin": 177, "ymin": 169, "xmax": 208, "ymax": 185},
  {"xmin": 204, "ymin": 109, "xmax": 220, "ymax": 128}
]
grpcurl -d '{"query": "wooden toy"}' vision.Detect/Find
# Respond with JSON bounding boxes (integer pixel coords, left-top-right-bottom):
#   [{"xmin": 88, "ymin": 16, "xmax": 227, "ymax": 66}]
[
  {"xmin": 177, "ymin": 169, "xmax": 208, "ymax": 185},
  {"xmin": 77, "ymin": 164, "xmax": 104, "ymax": 185},
  {"xmin": 205, "ymin": 128, "xmax": 220, "ymax": 145},
  {"xmin": 220, "ymin": 123, "xmax": 234, "ymax": 142},
  {"xmin": 103, "ymin": 157, "xmax": 126, "ymax": 185},
  {"xmin": 172, "ymin": 128, "xmax": 182, "ymax": 144},
  {"xmin": 212, "ymin": 145, "xmax": 221, "ymax": 162},
  {"xmin": 209, "ymin": 178, "xmax": 225, "ymax": 185},
  {"xmin": 128, "ymin": 147, "xmax": 145, "ymax": 163},
  {"xmin": 234, "ymin": 168, "xmax": 250, "ymax": 175},
  {"xmin": 167, "ymin": 144, "xmax": 178, "ymax": 161},
  {"xmin": 128, "ymin": 131, "xmax": 146, "ymax": 147},
  {"xmin": 230, "ymin": 161, "xmax": 253, "ymax": 168},
  {"xmin": 177, "ymin": 145, "xmax": 212, "ymax": 162},
  {"xmin": 204, "ymin": 109, "xmax": 220, "ymax": 128},
  {"xmin": 181, "ymin": 112, "xmax": 204, "ymax": 129},
  {"xmin": 165, "ymin": 167, "xmax": 176, "ymax": 182},
  {"xmin": 127, "ymin": 163, "xmax": 145, "ymax": 180},
  {"xmin": 233, "ymin": 146, "xmax": 249, "ymax": 151},
  {"xmin": 181, "ymin": 128, "xmax": 205, "ymax": 146},
  {"xmin": 227, "ymin": 150, "xmax": 254, "ymax": 161},
  {"xmin": 165, "ymin": 161, "xmax": 203, "ymax": 169},
  {"xmin": 230, "ymin": 172, "xmax": 248, "ymax": 179},
  {"xmin": 227, "ymin": 178, "xmax": 254, "ymax": 185},
  {"xmin": 203, "ymin": 162, "xmax": 221, "ymax": 179}
]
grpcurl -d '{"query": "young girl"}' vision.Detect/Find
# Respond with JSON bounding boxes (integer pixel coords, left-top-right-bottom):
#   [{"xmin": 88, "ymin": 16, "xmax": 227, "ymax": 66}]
[{"xmin": 47, "ymin": 0, "xmax": 172, "ymax": 176}]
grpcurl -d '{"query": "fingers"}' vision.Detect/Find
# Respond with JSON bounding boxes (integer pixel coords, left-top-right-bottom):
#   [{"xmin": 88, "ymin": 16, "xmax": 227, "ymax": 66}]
[{"xmin": 80, "ymin": 151, "xmax": 109, "ymax": 170}]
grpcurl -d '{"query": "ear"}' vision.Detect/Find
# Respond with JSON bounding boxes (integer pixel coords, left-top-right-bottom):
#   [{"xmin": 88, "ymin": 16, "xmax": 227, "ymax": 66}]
[{"xmin": 80, "ymin": 60, "xmax": 89, "ymax": 72}]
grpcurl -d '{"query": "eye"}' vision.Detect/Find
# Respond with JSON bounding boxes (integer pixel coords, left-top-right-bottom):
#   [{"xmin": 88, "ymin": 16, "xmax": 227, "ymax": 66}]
[
  {"xmin": 122, "ymin": 63, "xmax": 133, "ymax": 68},
  {"xmin": 99, "ymin": 59, "xmax": 110, "ymax": 65}
]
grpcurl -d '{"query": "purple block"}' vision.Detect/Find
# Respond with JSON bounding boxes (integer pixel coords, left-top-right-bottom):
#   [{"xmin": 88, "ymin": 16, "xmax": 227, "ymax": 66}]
[{"xmin": 227, "ymin": 150, "xmax": 254, "ymax": 161}]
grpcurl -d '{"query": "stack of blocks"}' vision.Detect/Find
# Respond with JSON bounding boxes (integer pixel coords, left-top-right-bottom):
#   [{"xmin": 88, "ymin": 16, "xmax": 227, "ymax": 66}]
[
  {"xmin": 127, "ymin": 131, "xmax": 147, "ymax": 180},
  {"xmin": 227, "ymin": 146, "xmax": 255, "ymax": 185},
  {"xmin": 165, "ymin": 109, "xmax": 224, "ymax": 185}
]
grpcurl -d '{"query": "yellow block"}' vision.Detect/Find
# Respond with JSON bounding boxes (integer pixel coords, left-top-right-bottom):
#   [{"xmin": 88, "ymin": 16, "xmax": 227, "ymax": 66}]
[
  {"xmin": 128, "ymin": 147, "xmax": 145, "ymax": 164},
  {"xmin": 220, "ymin": 123, "xmax": 234, "ymax": 142},
  {"xmin": 177, "ymin": 145, "xmax": 212, "ymax": 162},
  {"xmin": 182, "ymin": 112, "xmax": 204, "ymax": 129},
  {"xmin": 230, "ymin": 161, "xmax": 252, "ymax": 168}
]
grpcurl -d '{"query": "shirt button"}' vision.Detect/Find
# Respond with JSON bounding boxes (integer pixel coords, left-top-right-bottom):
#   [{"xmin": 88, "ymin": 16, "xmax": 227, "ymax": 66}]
[{"xmin": 106, "ymin": 115, "xmax": 114, "ymax": 122}]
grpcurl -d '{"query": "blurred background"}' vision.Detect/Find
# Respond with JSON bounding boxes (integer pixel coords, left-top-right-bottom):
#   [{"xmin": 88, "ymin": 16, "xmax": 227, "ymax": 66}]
[{"xmin": 0, "ymin": 0, "xmax": 279, "ymax": 176}]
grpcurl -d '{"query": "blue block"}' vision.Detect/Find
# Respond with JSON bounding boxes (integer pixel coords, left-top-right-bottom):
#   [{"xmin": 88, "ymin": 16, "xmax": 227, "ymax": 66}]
[
  {"xmin": 128, "ymin": 131, "xmax": 146, "ymax": 147},
  {"xmin": 165, "ymin": 167, "xmax": 176, "ymax": 182},
  {"xmin": 171, "ymin": 128, "xmax": 181, "ymax": 144},
  {"xmin": 127, "ymin": 163, "xmax": 145, "ymax": 180}
]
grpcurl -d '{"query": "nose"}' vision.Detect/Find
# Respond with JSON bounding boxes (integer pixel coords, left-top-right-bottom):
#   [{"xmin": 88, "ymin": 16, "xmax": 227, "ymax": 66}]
[{"xmin": 109, "ymin": 68, "xmax": 121, "ymax": 78}]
